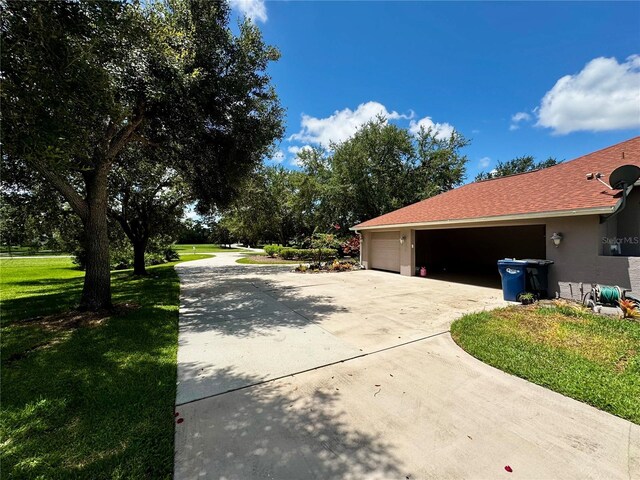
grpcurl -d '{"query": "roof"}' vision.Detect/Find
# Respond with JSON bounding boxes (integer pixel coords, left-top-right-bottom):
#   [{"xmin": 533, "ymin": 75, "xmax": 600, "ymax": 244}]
[{"xmin": 353, "ymin": 136, "xmax": 640, "ymax": 230}]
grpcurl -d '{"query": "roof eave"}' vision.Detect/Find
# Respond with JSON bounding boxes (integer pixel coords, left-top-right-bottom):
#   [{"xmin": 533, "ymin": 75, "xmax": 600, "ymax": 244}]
[{"xmin": 350, "ymin": 205, "xmax": 616, "ymax": 231}]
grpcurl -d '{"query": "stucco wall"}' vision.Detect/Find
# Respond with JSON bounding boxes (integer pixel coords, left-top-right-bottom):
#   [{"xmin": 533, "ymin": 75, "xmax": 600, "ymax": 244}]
[{"xmin": 547, "ymin": 213, "xmax": 640, "ymax": 300}]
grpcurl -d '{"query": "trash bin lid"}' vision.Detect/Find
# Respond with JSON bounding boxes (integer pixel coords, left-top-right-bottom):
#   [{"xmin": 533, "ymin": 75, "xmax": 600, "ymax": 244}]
[
  {"xmin": 498, "ymin": 258, "xmax": 527, "ymax": 265},
  {"xmin": 522, "ymin": 259, "xmax": 554, "ymax": 265}
]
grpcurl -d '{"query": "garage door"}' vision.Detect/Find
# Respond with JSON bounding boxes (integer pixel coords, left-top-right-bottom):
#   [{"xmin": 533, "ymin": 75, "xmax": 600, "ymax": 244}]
[{"xmin": 370, "ymin": 231, "xmax": 400, "ymax": 273}]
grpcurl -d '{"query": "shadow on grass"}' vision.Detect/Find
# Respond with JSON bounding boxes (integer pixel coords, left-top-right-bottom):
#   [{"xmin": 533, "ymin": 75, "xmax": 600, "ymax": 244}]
[
  {"xmin": 1, "ymin": 263, "xmax": 182, "ymax": 479},
  {"xmin": 175, "ymin": 366, "xmax": 405, "ymax": 479}
]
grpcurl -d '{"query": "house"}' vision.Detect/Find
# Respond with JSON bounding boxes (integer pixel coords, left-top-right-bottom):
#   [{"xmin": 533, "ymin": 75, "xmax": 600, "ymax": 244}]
[{"xmin": 351, "ymin": 137, "xmax": 640, "ymax": 300}]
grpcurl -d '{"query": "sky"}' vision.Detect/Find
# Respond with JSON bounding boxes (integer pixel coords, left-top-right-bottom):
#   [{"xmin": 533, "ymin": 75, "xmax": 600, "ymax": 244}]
[{"xmin": 229, "ymin": 1, "xmax": 640, "ymax": 181}]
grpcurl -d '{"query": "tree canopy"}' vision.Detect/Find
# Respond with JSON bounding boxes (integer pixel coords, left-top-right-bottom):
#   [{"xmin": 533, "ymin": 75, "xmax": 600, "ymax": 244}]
[
  {"xmin": 297, "ymin": 118, "xmax": 469, "ymax": 229},
  {"xmin": 1, "ymin": 0, "xmax": 284, "ymax": 308},
  {"xmin": 219, "ymin": 118, "xmax": 470, "ymax": 245},
  {"xmin": 475, "ymin": 156, "xmax": 560, "ymax": 181}
]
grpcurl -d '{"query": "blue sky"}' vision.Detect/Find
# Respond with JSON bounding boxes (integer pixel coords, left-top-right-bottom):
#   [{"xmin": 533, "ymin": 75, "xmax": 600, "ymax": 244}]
[{"xmin": 230, "ymin": 1, "xmax": 640, "ymax": 181}]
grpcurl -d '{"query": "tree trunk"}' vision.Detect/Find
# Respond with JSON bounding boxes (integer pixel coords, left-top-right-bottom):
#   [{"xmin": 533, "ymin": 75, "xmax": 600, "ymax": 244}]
[
  {"xmin": 132, "ymin": 238, "xmax": 148, "ymax": 275},
  {"xmin": 80, "ymin": 169, "xmax": 112, "ymax": 311}
]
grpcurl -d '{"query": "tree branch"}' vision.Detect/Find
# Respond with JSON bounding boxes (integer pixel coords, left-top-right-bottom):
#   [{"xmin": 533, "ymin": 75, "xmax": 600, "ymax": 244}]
[
  {"xmin": 30, "ymin": 159, "xmax": 88, "ymax": 221},
  {"xmin": 106, "ymin": 102, "xmax": 145, "ymax": 159}
]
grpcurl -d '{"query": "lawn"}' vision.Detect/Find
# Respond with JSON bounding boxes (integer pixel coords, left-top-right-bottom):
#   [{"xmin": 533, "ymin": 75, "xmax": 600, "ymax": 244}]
[
  {"xmin": 0, "ymin": 246, "xmax": 68, "ymax": 257},
  {"xmin": 1, "ymin": 254, "xmax": 211, "ymax": 478},
  {"xmin": 451, "ymin": 302, "xmax": 640, "ymax": 424},
  {"xmin": 173, "ymin": 243, "xmax": 245, "ymax": 254}
]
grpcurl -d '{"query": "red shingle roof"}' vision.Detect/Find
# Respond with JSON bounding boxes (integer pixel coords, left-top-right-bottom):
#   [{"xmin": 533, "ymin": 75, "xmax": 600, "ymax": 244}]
[{"xmin": 353, "ymin": 136, "xmax": 640, "ymax": 229}]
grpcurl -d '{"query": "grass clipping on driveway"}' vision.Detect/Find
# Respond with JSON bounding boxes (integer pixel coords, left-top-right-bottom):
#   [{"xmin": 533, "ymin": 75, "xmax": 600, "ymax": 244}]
[
  {"xmin": 0, "ymin": 255, "xmax": 210, "ymax": 478},
  {"xmin": 451, "ymin": 302, "xmax": 640, "ymax": 424}
]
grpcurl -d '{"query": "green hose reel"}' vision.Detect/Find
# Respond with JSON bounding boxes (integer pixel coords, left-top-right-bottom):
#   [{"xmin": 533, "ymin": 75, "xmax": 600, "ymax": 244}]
[{"xmin": 594, "ymin": 285, "xmax": 623, "ymax": 307}]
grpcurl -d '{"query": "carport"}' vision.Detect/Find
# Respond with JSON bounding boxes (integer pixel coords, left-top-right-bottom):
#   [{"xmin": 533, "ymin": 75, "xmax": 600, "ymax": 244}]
[{"xmin": 414, "ymin": 225, "xmax": 546, "ymax": 285}]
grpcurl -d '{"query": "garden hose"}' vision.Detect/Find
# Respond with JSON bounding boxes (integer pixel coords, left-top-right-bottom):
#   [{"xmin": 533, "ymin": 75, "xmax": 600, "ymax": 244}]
[{"xmin": 595, "ymin": 285, "xmax": 623, "ymax": 307}]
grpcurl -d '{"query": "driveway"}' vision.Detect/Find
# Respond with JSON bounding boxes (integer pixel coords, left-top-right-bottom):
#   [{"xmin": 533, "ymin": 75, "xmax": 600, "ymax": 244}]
[{"xmin": 174, "ymin": 253, "xmax": 639, "ymax": 479}]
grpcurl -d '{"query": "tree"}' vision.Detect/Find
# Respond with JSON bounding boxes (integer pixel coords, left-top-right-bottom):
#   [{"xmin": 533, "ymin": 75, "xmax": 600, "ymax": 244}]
[
  {"xmin": 2, "ymin": 1, "xmax": 283, "ymax": 309},
  {"xmin": 413, "ymin": 126, "xmax": 469, "ymax": 198},
  {"xmin": 177, "ymin": 219, "xmax": 210, "ymax": 244},
  {"xmin": 109, "ymin": 153, "xmax": 188, "ymax": 275},
  {"xmin": 475, "ymin": 156, "xmax": 560, "ymax": 181},
  {"xmin": 0, "ymin": 167, "xmax": 82, "ymax": 254},
  {"xmin": 296, "ymin": 118, "xmax": 469, "ymax": 228},
  {"xmin": 219, "ymin": 165, "xmax": 304, "ymax": 246},
  {"xmin": 216, "ymin": 121, "xmax": 469, "ymax": 248}
]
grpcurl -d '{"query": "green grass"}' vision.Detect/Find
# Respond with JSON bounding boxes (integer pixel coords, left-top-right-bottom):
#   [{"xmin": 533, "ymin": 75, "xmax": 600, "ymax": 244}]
[
  {"xmin": 451, "ymin": 303, "xmax": 640, "ymax": 424},
  {"xmin": 0, "ymin": 246, "xmax": 68, "ymax": 257},
  {"xmin": 0, "ymin": 254, "xmax": 211, "ymax": 478},
  {"xmin": 174, "ymin": 243, "xmax": 244, "ymax": 254}
]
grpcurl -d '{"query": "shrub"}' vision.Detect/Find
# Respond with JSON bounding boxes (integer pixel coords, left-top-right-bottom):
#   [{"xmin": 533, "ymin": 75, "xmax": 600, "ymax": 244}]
[
  {"xmin": 309, "ymin": 233, "xmax": 340, "ymax": 263},
  {"xmin": 264, "ymin": 244, "xmax": 282, "ymax": 257},
  {"xmin": 294, "ymin": 248, "xmax": 334, "ymax": 260},
  {"xmin": 145, "ymin": 252, "xmax": 166, "ymax": 266},
  {"xmin": 294, "ymin": 248, "xmax": 313, "ymax": 260},
  {"xmin": 341, "ymin": 236, "xmax": 360, "ymax": 257},
  {"xmin": 278, "ymin": 247, "xmax": 335, "ymax": 261},
  {"xmin": 329, "ymin": 259, "xmax": 355, "ymax": 271},
  {"xmin": 319, "ymin": 248, "xmax": 335, "ymax": 259},
  {"xmin": 163, "ymin": 246, "xmax": 180, "ymax": 262},
  {"xmin": 619, "ymin": 299, "xmax": 640, "ymax": 319},
  {"xmin": 279, "ymin": 247, "xmax": 297, "ymax": 260}
]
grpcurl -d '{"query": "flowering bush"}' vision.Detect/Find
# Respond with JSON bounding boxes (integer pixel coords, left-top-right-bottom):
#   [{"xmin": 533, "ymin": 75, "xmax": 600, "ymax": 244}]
[{"xmin": 341, "ymin": 236, "xmax": 360, "ymax": 257}]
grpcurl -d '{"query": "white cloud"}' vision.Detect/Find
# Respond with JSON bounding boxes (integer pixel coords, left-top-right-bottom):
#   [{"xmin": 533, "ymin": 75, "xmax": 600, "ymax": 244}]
[
  {"xmin": 479, "ymin": 157, "xmax": 491, "ymax": 168},
  {"xmin": 509, "ymin": 111, "xmax": 532, "ymax": 131},
  {"xmin": 229, "ymin": 0, "xmax": 267, "ymax": 23},
  {"xmin": 287, "ymin": 145, "xmax": 310, "ymax": 155},
  {"xmin": 512, "ymin": 112, "xmax": 531, "ymax": 122},
  {"xmin": 289, "ymin": 101, "xmax": 411, "ymax": 146},
  {"xmin": 536, "ymin": 55, "xmax": 640, "ymax": 134},
  {"xmin": 408, "ymin": 116, "xmax": 455, "ymax": 140}
]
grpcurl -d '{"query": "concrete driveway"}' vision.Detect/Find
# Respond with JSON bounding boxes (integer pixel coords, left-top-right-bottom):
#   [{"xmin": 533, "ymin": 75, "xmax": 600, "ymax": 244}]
[{"xmin": 174, "ymin": 253, "xmax": 639, "ymax": 479}]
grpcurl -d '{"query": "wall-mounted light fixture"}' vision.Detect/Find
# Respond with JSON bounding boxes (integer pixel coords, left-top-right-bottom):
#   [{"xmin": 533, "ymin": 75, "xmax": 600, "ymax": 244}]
[
  {"xmin": 551, "ymin": 232, "xmax": 563, "ymax": 247},
  {"xmin": 400, "ymin": 235, "xmax": 406, "ymax": 245}
]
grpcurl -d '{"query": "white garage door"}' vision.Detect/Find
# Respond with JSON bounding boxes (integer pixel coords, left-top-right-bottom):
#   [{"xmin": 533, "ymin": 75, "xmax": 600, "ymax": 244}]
[{"xmin": 370, "ymin": 231, "xmax": 401, "ymax": 273}]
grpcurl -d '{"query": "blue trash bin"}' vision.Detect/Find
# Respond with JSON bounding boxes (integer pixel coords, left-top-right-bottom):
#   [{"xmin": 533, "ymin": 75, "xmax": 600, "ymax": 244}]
[{"xmin": 497, "ymin": 259, "xmax": 527, "ymax": 301}]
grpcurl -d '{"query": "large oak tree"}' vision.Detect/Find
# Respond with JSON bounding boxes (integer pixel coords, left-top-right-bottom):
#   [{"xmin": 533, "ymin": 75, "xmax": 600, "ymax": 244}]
[{"xmin": 2, "ymin": 0, "xmax": 283, "ymax": 309}]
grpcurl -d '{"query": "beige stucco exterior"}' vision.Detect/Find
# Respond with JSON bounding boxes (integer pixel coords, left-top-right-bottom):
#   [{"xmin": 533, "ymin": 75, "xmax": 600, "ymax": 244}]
[{"xmin": 359, "ymin": 189, "xmax": 640, "ymax": 300}]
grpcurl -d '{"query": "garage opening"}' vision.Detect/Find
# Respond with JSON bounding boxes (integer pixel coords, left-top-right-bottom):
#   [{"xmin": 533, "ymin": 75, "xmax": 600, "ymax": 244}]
[{"xmin": 414, "ymin": 225, "xmax": 546, "ymax": 286}]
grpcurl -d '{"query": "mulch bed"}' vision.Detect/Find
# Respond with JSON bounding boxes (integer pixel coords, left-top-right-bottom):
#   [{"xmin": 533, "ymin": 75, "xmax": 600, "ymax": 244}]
[{"xmin": 245, "ymin": 255, "xmax": 299, "ymax": 263}]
